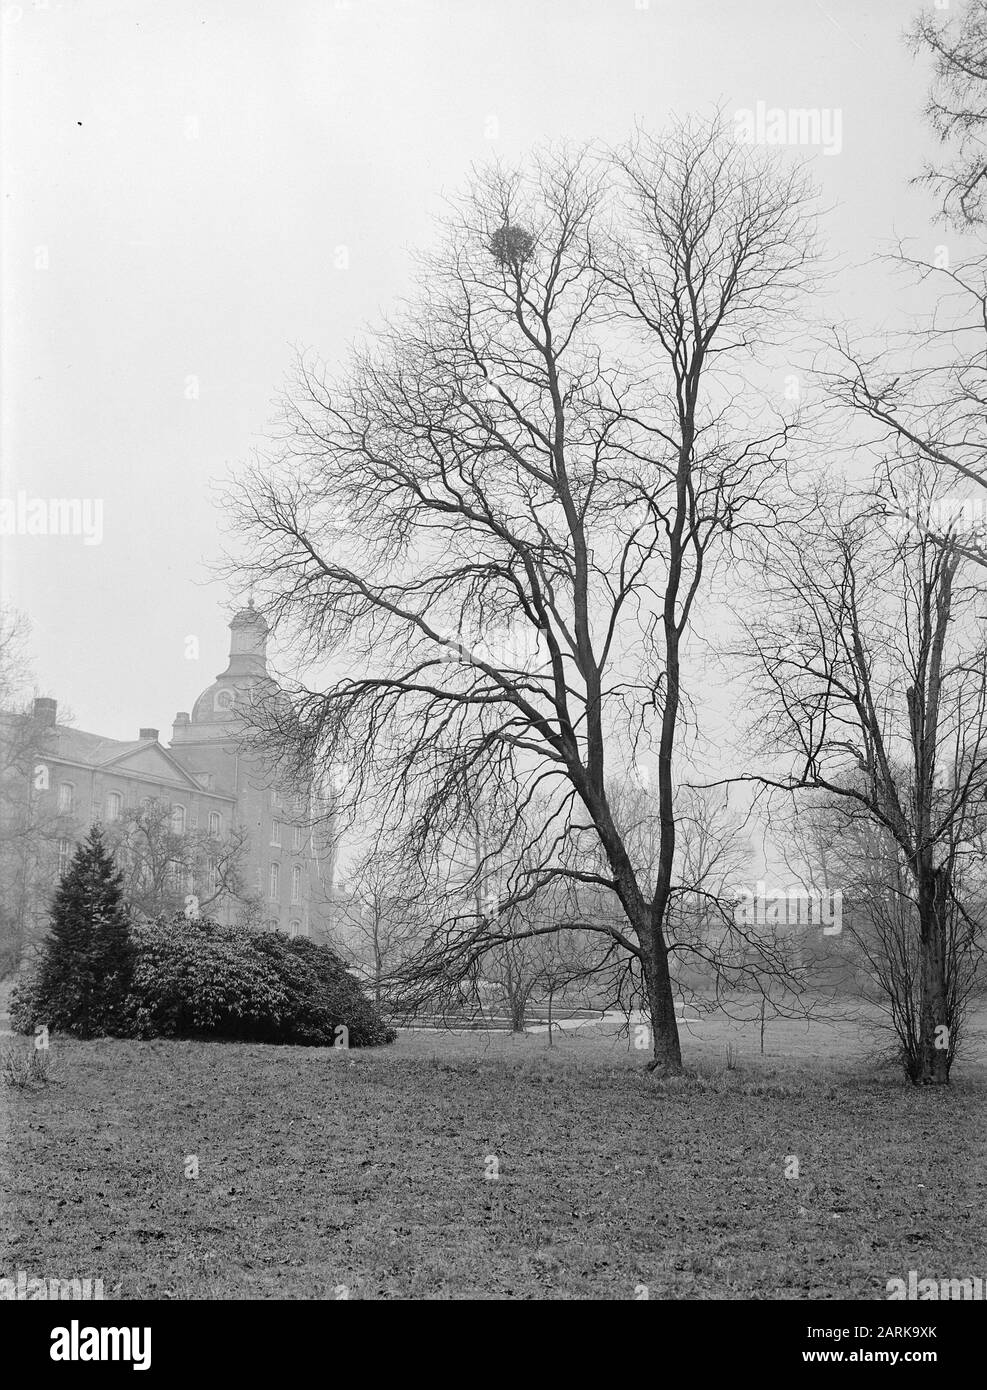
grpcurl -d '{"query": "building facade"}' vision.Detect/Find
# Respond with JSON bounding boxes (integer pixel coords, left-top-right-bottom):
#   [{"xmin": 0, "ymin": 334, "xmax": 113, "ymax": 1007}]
[{"xmin": 1, "ymin": 605, "xmax": 335, "ymax": 953}]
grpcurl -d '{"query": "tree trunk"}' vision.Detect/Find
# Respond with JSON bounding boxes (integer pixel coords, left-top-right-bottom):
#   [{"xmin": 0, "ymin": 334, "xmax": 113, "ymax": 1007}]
[
  {"xmin": 643, "ymin": 943, "xmax": 682, "ymax": 1074},
  {"xmin": 547, "ymin": 985, "xmax": 554, "ymax": 1047},
  {"xmin": 916, "ymin": 878, "xmax": 951, "ymax": 1085}
]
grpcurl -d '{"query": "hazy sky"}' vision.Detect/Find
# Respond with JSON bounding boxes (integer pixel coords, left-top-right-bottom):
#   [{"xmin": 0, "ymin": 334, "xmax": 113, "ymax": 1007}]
[{"xmin": 0, "ymin": 0, "xmax": 958, "ymax": 739}]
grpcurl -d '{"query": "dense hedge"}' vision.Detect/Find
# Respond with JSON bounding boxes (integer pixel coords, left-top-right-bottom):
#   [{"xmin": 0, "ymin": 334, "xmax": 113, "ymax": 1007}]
[{"xmin": 13, "ymin": 912, "xmax": 396, "ymax": 1048}]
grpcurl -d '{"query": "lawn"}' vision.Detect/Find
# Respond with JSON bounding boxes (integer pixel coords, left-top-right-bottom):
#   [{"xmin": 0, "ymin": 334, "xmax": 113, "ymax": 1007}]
[{"xmin": 1, "ymin": 1005, "xmax": 985, "ymax": 1299}]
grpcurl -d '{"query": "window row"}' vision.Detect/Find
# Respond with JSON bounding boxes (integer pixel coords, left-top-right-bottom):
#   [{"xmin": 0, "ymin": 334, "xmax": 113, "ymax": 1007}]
[
  {"xmin": 54, "ymin": 786, "xmax": 307, "ymax": 857},
  {"xmin": 58, "ymin": 840, "xmax": 227, "ymax": 896},
  {"xmin": 52, "ymin": 784, "xmax": 226, "ymax": 837},
  {"xmin": 55, "ymin": 839, "xmax": 304, "ymax": 910}
]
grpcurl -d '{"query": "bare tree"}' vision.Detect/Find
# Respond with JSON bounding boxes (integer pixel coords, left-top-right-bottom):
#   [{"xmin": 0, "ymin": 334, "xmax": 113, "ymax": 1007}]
[
  {"xmin": 226, "ymin": 117, "xmax": 816, "ymax": 1072},
  {"xmin": 784, "ymin": 797, "xmax": 983, "ymax": 1075},
  {"xmin": 332, "ymin": 844, "xmax": 428, "ymax": 1008},
  {"xmin": 103, "ymin": 798, "xmax": 255, "ymax": 925},
  {"xmin": 824, "ymin": 249, "xmax": 987, "ymax": 569},
  {"xmin": 0, "ymin": 610, "xmax": 63, "ymax": 975},
  {"xmin": 910, "ymin": 0, "xmax": 987, "ymax": 228},
  {"xmin": 481, "ymin": 930, "xmax": 543, "ymax": 1034},
  {"xmin": 470, "ymin": 861, "xmax": 620, "ymax": 1035},
  {"xmin": 820, "ymin": 0, "xmax": 987, "ymax": 568},
  {"xmin": 528, "ymin": 925, "xmax": 609, "ymax": 1046},
  {"xmin": 740, "ymin": 474, "xmax": 987, "ymax": 1083}
]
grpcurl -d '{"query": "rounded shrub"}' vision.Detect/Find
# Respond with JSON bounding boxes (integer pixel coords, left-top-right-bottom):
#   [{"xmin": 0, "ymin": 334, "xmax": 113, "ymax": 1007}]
[
  {"xmin": 124, "ymin": 914, "xmax": 396, "ymax": 1046},
  {"xmin": 275, "ymin": 933, "xmax": 397, "ymax": 1047},
  {"xmin": 124, "ymin": 916, "xmax": 292, "ymax": 1041}
]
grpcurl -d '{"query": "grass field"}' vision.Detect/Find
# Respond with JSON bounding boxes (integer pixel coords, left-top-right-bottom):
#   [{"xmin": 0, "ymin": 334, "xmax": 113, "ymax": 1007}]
[{"xmin": 2, "ymin": 1002, "xmax": 985, "ymax": 1300}]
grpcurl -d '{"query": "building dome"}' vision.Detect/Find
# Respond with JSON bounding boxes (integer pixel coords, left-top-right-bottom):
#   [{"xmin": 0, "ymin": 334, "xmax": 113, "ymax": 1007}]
[{"xmin": 179, "ymin": 602, "xmax": 276, "ymax": 735}]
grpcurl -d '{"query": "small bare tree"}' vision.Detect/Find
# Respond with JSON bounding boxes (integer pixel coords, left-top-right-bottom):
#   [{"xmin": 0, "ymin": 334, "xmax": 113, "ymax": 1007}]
[
  {"xmin": 473, "ymin": 866, "xmax": 619, "ymax": 1035},
  {"xmin": 332, "ymin": 844, "xmax": 428, "ymax": 1008},
  {"xmin": 104, "ymin": 798, "xmax": 254, "ymax": 924}
]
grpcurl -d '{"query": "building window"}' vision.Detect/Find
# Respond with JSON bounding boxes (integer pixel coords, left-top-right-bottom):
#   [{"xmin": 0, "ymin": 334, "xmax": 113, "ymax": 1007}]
[
  {"xmin": 33, "ymin": 763, "xmax": 49, "ymax": 791},
  {"xmin": 207, "ymin": 858, "xmax": 219, "ymax": 894},
  {"xmin": 266, "ymin": 918, "xmax": 279, "ymax": 932},
  {"xmin": 288, "ymin": 919, "xmax": 301, "ymax": 938},
  {"xmin": 271, "ymin": 819, "xmax": 281, "ymax": 848},
  {"xmin": 291, "ymin": 865, "xmax": 301, "ymax": 904},
  {"xmin": 269, "ymin": 863, "xmax": 280, "ymax": 900},
  {"xmin": 293, "ymin": 825, "xmax": 303, "ymax": 851},
  {"xmin": 57, "ymin": 782, "xmax": 74, "ymax": 814},
  {"xmin": 168, "ymin": 860, "xmax": 183, "ymax": 891},
  {"xmin": 171, "ymin": 805, "xmax": 186, "ymax": 835},
  {"xmin": 208, "ymin": 811, "xmax": 221, "ymax": 837},
  {"xmin": 57, "ymin": 838, "xmax": 71, "ymax": 876},
  {"xmin": 106, "ymin": 791, "xmax": 122, "ymax": 822},
  {"xmin": 270, "ymin": 789, "xmax": 281, "ymax": 810}
]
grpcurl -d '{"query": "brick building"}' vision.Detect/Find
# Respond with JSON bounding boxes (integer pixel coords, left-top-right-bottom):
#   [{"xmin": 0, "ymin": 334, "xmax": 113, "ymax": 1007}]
[{"xmin": 1, "ymin": 604, "xmax": 335, "ymax": 952}]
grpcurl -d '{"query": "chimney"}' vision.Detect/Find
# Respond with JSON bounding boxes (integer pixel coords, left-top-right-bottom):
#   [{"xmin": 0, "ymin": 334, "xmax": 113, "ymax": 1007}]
[
  {"xmin": 139, "ymin": 727, "xmax": 159, "ymax": 742},
  {"xmin": 33, "ymin": 697, "xmax": 57, "ymax": 727}
]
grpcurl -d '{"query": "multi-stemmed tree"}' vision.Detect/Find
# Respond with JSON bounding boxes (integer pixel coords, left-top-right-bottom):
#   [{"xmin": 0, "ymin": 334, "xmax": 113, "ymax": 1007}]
[
  {"xmin": 780, "ymin": 795, "xmax": 983, "ymax": 1078},
  {"xmin": 740, "ymin": 476, "xmax": 987, "ymax": 1083}
]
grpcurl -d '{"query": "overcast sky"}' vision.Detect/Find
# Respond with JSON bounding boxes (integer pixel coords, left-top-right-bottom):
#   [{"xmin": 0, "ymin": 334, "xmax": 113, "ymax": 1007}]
[{"xmin": 0, "ymin": 0, "xmax": 959, "ymax": 740}]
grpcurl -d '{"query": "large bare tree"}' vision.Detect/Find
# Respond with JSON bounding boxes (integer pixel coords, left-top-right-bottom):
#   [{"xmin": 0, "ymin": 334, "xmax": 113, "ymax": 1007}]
[{"xmin": 226, "ymin": 117, "xmax": 816, "ymax": 1072}]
